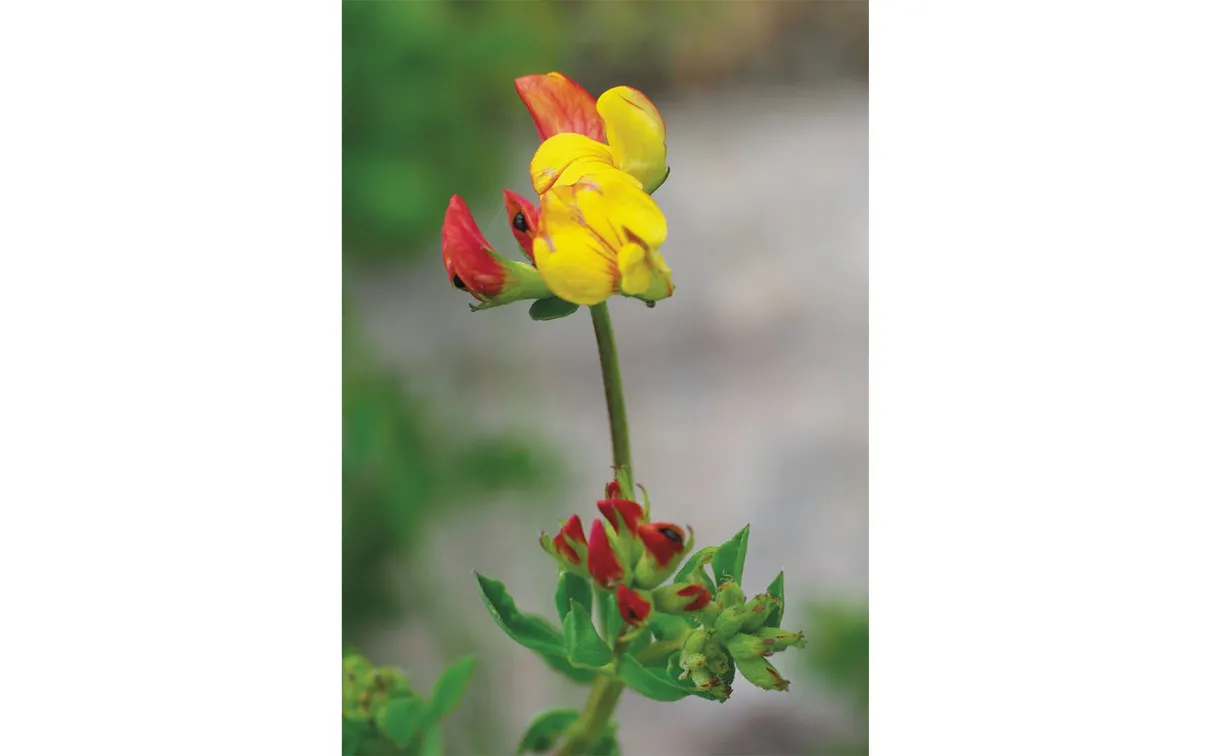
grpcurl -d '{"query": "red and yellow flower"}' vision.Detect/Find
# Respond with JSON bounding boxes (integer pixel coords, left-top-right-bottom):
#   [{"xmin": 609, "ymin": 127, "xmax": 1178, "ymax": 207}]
[{"xmin": 514, "ymin": 73, "xmax": 675, "ymax": 308}]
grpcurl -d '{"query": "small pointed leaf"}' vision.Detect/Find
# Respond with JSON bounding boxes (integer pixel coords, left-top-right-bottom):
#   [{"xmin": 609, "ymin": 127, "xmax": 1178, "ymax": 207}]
[
  {"xmin": 711, "ymin": 525, "xmax": 750, "ymax": 587},
  {"xmin": 555, "ymin": 572, "xmax": 593, "ymax": 624},
  {"xmin": 564, "ymin": 600, "xmax": 612, "ymax": 667}
]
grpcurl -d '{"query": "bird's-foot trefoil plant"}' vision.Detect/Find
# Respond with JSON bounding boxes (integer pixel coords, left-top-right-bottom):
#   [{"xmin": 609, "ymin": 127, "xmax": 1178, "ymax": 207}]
[{"xmin": 442, "ymin": 72, "xmax": 807, "ymax": 756}]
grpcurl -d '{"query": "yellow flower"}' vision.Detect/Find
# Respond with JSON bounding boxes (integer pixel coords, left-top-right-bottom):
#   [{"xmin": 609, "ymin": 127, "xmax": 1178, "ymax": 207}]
[
  {"xmin": 532, "ymin": 170, "xmax": 674, "ymax": 307},
  {"xmin": 515, "ymin": 73, "xmax": 669, "ymax": 196}
]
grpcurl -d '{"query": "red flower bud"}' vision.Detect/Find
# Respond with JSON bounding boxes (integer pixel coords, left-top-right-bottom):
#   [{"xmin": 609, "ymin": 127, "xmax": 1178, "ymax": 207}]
[
  {"xmin": 632, "ymin": 522, "xmax": 692, "ymax": 590},
  {"xmin": 653, "ymin": 582, "xmax": 712, "ymax": 614},
  {"xmin": 616, "ymin": 584, "xmax": 652, "ymax": 627},
  {"xmin": 604, "ymin": 480, "xmax": 622, "ymax": 499},
  {"xmin": 587, "ymin": 518, "xmax": 624, "ymax": 588},
  {"xmin": 597, "ymin": 498, "xmax": 643, "ymax": 535},
  {"xmin": 552, "ymin": 514, "xmax": 587, "ymax": 565},
  {"xmin": 678, "ymin": 583, "xmax": 712, "ymax": 612},
  {"xmin": 441, "ymin": 195, "xmax": 508, "ymax": 299},
  {"xmin": 502, "ymin": 189, "xmax": 539, "ymax": 263},
  {"xmin": 637, "ymin": 522, "xmax": 687, "ymax": 567}
]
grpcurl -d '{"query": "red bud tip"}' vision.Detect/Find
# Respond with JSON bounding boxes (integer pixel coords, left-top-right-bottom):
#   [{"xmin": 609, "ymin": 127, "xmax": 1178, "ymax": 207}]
[
  {"xmin": 587, "ymin": 519, "xmax": 624, "ymax": 588},
  {"xmin": 597, "ymin": 498, "xmax": 643, "ymax": 534},
  {"xmin": 637, "ymin": 522, "xmax": 688, "ymax": 567},
  {"xmin": 616, "ymin": 584, "xmax": 652, "ymax": 626}
]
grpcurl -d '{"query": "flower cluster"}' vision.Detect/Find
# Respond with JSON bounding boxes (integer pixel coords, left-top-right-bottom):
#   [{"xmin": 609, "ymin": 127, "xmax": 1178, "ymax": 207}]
[
  {"xmin": 540, "ymin": 475, "xmax": 702, "ymax": 627},
  {"xmin": 442, "ymin": 72, "xmax": 674, "ymax": 313},
  {"xmin": 539, "ymin": 472, "xmax": 805, "ymax": 703},
  {"xmin": 673, "ymin": 579, "xmax": 805, "ymax": 700}
]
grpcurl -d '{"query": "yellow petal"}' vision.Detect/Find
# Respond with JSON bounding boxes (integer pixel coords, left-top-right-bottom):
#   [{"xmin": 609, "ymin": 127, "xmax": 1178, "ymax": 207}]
[
  {"xmin": 637, "ymin": 248, "xmax": 675, "ymax": 302},
  {"xmin": 596, "ymin": 87, "xmax": 668, "ymax": 194},
  {"xmin": 617, "ymin": 243, "xmax": 651, "ymax": 295},
  {"xmin": 575, "ymin": 171, "xmax": 668, "ymax": 250},
  {"xmin": 532, "ymin": 228, "xmax": 617, "ymax": 306},
  {"xmin": 530, "ymin": 133, "xmax": 616, "ymax": 195}
]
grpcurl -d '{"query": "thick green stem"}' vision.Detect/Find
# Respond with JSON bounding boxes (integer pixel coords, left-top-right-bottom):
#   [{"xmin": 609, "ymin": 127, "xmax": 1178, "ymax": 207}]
[{"xmin": 557, "ymin": 303, "xmax": 633, "ymax": 756}]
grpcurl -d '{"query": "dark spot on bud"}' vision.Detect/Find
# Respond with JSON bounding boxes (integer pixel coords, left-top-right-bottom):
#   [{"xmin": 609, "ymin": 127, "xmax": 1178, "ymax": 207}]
[
  {"xmin": 645, "ymin": 301, "xmax": 656, "ymax": 309},
  {"xmin": 452, "ymin": 275, "xmax": 467, "ymax": 290},
  {"xmin": 658, "ymin": 527, "xmax": 682, "ymax": 544},
  {"xmin": 512, "ymin": 211, "xmax": 529, "ymax": 233}
]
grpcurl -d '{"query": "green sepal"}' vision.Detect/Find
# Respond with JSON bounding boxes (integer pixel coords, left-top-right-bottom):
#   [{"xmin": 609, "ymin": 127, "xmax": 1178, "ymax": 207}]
[
  {"xmin": 517, "ymin": 708, "xmax": 580, "ymax": 754},
  {"xmin": 711, "ymin": 525, "xmax": 750, "ymax": 587},
  {"xmin": 555, "ymin": 571, "xmax": 593, "ymax": 624},
  {"xmin": 529, "ymin": 297, "xmax": 581, "ymax": 321},
  {"xmin": 563, "ymin": 600, "xmax": 612, "ymax": 668},
  {"xmin": 475, "ymin": 572, "xmax": 595, "ymax": 684}
]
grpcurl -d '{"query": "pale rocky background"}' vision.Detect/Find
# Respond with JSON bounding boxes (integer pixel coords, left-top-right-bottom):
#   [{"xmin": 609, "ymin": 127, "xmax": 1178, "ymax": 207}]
[{"xmin": 350, "ymin": 80, "xmax": 868, "ymax": 755}]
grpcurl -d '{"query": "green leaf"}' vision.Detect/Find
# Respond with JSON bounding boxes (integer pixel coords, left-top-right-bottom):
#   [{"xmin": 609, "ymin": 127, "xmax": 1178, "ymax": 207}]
[
  {"xmin": 617, "ymin": 655, "xmax": 690, "ymax": 702},
  {"xmin": 555, "ymin": 572, "xmax": 593, "ymax": 624},
  {"xmin": 529, "ymin": 297, "xmax": 581, "ymax": 321},
  {"xmin": 674, "ymin": 547, "xmax": 717, "ymax": 594},
  {"xmin": 764, "ymin": 571, "xmax": 785, "ymax": 628},
  {"xmin": 342, "ymin": 718, "xmax": 368, "ymax": 756},
  {"xmin": 517, "ymin": 708, "xmax": 580, "ymax": 754},
  {"xmin": 375, "ymin": 696, "xmax": 425, "ymax": 748},
  {"xmin": 418, "ymin": 725, "xmax": 444, "ymax": 756},
  {"xmin": 595, "ymin": 585, "xmax": 621, "ymax": 645},
  {"xmin": 711, "ymin": 525, "xmax": 750, "ymax": 587},
  {"xmin": 475, "ymin": 572, "xmax": 595, "ymax": 684},
  {"xmin": 426, "ymin": 655, "xmax": 476, "ymax": 722},
  {"xmin": 564, "ymin": 600, "xmax": 612, "ymax": 668}
]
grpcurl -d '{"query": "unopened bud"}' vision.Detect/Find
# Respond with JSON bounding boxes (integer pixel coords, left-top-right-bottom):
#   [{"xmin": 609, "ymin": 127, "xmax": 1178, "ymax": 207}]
[{"xmin": 734, "ymin": 655, "xmax": 791, "ymax": 692}]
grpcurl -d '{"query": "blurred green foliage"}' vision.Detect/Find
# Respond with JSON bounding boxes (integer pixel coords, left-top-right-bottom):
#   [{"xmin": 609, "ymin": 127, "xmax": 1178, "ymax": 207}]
[
  {"xmin": 343, "ymin": 1, "xmax": 570, "ymax": 263},
  {"xmin": 343, "ymin": 650, "xmax": 476, "ymax": 756},
  {"xmin": 803, "ymin": 600, "xmax": 868, "ymax": 755},
  {"xmin": 805, "ymin": 601, "xmax": 868, "ymax": 712},
  {"xmin": 343, "ymin": 311, "xmax": 557, "ymax": 639}
]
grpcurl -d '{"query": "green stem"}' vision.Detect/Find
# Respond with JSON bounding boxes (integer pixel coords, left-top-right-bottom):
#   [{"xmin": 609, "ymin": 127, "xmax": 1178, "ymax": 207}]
[
  {"xmin": 557, "ymin": 303, "xmax": 633, "ymax": 756},
  {"xmin": 589, "ymin": 303, "xmax": 632, "ymax": 487}
]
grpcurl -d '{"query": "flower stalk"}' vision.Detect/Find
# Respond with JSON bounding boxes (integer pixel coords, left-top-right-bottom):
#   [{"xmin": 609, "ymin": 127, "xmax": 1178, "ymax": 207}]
[{"xmin": 557, "ymin": 302, "xmax": 632, "ymax": 756}]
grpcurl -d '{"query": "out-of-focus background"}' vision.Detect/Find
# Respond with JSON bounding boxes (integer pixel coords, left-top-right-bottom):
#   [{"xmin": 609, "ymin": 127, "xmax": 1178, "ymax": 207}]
[{"xmin": 343, "ymin": 2, "xmax": 867, "ymax": 754}]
